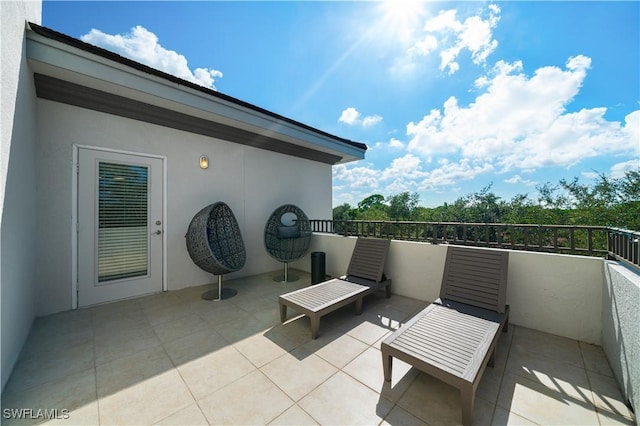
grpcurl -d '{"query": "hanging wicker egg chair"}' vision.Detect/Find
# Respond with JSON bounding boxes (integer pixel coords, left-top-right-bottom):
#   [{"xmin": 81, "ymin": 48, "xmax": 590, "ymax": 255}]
[
  {"xmin": 186, "ymin": 202, "xmax": 246, "ymax": 300},
  {"xmin": 264, "ymin": 204, "xmax": 311, "ymax": 282}
]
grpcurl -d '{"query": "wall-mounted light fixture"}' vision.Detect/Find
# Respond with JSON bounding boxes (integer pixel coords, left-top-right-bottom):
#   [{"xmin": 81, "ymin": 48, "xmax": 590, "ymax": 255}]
[{"xmin": 199, "ymin": 155, "xmax": 209, "ymax": 169}]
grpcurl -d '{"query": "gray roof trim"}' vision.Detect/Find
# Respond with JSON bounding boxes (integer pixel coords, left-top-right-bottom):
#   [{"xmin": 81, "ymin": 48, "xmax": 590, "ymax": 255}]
[
  {"xmin": 34, "ymin": 73, "xmax": 343, "ymax": 164},
  {"xmin": 26, "ymin": 23, "xmax": 367, "ymax": 164}
]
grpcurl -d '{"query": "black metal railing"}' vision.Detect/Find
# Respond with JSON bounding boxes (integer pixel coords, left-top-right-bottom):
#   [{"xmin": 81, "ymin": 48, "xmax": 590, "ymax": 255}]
[
  {"xmin": 310, "ymin": 220, "xmax": 640, "ymax": 270},
  {"xmin": 607, "ymin": 227, "xmax": 640, "ymax": 269}
]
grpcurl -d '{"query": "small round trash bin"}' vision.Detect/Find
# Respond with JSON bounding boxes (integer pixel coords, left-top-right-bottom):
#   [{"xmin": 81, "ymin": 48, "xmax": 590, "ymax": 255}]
[{"xmin": 311, "ymin": 251, "xmax": 326, "ymax": 285}]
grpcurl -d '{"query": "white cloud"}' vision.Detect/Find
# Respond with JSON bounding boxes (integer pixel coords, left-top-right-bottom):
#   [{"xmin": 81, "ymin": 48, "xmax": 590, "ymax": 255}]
[
  {"xmin": 381, "ymin": 154, "xmax": 427, "ymax": 181},
  {"xmin": 623, "ymin": 110, "xmax": 640, "ymax": 152},
  {"xmin": 363, "ymin": 115, "xmax": 383, "ymax": 127},
  {"xmin": 409, "ymin": 4, "xmax": 500, "ymax": 74},
  {"xmin": 610, "ymin": 160, "xmax": 639, "ymax": 179},
  {"xmin": 338, "ymin": 107, "xmax": 360, "ymax": 125},
  {"xmin": 581, "ymin": 160, "xmax": 639, "ymax": 181},
  {"xmin": 408, "ymin": 34, "xmax": 438, "ymax": 56},
  {"xmin": 333, "ymin": 156, "xmax": 494, "ymax": 199},
  {"xmin": 406, "ymin": 55, "xmax": 639, "ymax": 174},
  {"xmin": 338, "ymin": 52, "xmax": 637, "ymax": 204},
  {"xmin": 505, "ymin": 175, "xmax": 537, "ymax": 187},
  {"xmin": 374, "ymin": 137, "xmax": 406, "ymax": 150},
  {"xmin": 81, "ymin": 26, "xmax": 223, "ymax": 90},
  {"xmin": 389, "ymin": 138, "xmax": 405, "ymax": 149},
  {"xmin": 332, "ymin": 164, "xmax": 380, "ymax": 189},
  {"xmin": 458, "ymin": 12, "xmax": 499, "ymax": 64},
  {"xmin": 338, "ymin": 107, "xmax": 383, "ymax": 127},
  {"xmin": 423, "ymin": 9, "xmax": 462, "ymax": 32},
  {"xmin": 418, "ymin": 159, "xmax": 493, "ymax": 189}
]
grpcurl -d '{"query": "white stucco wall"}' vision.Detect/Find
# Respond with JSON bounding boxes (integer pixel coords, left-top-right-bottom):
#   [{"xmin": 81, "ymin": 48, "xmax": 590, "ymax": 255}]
[
  {"xmin": 1, "ymin": 1, "xmax": 42, "ymax": 391},
  {"xmin": 293, "ymin": 235, "xmax": 447, "ymax": 302},
  {"xmin": 35, "ymin": 100, "xmax": 332, "ymax": 315},
  {"xmin": 507, "ymin": 249, "xmax": 604, "ymax": 344},
  {"xmin": 602, "ymin": 261, "xmax": 639, "ymax": 417},
  {"xmin": 300, "ymin": 234, "xmax": 604, "ymax": 344}
]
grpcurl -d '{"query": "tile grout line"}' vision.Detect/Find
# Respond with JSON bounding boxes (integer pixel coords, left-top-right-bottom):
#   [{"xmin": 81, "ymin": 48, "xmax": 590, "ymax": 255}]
[
  {"xmin": 150, "ymin": 305, "xmax": 208, "ymax": 425},
  {"xmin": 487, "ymin": 322, "xmax": 515, "ymax": 425},
  {"xmin": 90, "ymin": 306, "xmax": 102, "ymax": 425},
  {"xmin": 252, "ymin": 320, "xmax": 325, "ymax": 425},
  {"xmin": 577, "ymin": 340, "xmax": 623, "ymax": 426}
]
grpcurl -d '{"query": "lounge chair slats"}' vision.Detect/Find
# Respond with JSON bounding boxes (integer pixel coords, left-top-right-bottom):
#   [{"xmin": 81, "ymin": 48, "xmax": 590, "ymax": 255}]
[
  {"xmin": 382, "ymin": 246, "xmax": 509, "ymax": 426},
  {"xmin": 278, "ymin": 279, "xmax": 367, "ymax": 312},
  {"xmin": 441, "ymin": 246, "xmax": 508, "ymax": 313},
  {"xmin": 279, "ymin": 237, "xmax": 392, "ymax": 339},
  {"xmin": 387, "ymin": 305, "xmax": 499, "ymax": 381},
  {"xmin": 345, "ymin": 238, "xmax": 390, "ymax": 282}
]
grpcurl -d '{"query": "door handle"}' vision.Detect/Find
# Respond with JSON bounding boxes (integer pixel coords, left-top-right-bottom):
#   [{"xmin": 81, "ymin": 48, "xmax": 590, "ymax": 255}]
[{"xmin": 152, "ymin": 230, "xmax": 162, "ymax": 235}]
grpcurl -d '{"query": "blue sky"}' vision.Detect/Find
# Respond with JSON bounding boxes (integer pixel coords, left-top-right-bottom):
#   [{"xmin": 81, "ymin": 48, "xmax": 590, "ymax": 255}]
[{"xmin": 42, "ymin": 1, "xmax": 639, "ymax": 208}]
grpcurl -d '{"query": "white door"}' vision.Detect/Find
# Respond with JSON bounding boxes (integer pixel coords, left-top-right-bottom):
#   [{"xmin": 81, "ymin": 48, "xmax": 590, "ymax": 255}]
[{"xmin": 78, "ymin": 148, "xmax": 164, "ymax": 307}]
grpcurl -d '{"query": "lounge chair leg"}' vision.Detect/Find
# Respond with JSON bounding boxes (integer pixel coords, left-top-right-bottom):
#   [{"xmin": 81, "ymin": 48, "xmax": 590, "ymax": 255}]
[
  {"xmin": 310, "ymin": 315, "xmax": 320, "ymax": 339},
  {"xmin": 460, "ymin": 386, "xmax": 474, "ymax": 426},
  {"xmin": 382, "ymin": 352, "xmax": 392, "ymax": 381},
  {"xmin": 355, "ymin": 297, "xmax": 363, "ymax": 315},
  {"xmin": 385, "ymin": 284, "xmax": 391, "ymax": 298},
  {"xmin": 280, "ymin": 304, "xmax": 287, "ymax": 323},
  {"xmin": 488, "ymin": 349, "xmax": 496, "ymax": 368}
]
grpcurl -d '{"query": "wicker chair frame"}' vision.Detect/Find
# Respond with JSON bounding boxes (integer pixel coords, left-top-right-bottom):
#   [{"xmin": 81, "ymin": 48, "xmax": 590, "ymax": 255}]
[
  {"xmin": 264, "ymin": 204, "xmax": 311, "ymax": 282},
  {"xmin": 186, "ymin": 202, "xmax": 246, "ymax": 300}
]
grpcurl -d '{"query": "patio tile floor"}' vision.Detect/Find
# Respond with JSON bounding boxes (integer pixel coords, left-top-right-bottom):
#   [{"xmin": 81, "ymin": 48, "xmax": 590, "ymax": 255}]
[{"xmin": 1, "ymin": 270, "xmax": 635, "ymax": 425}]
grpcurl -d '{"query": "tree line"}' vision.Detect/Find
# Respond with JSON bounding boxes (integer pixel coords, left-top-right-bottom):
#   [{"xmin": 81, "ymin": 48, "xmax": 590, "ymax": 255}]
[{"xmin": 333, "ymin": 169, "xmax": 640, "ymax": 230}]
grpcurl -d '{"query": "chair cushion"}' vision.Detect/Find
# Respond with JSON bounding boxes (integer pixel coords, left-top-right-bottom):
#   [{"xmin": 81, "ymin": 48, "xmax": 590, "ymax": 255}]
[{"xmin": 277, "ymin": 225, "xmax": 300, "ymax": 239}]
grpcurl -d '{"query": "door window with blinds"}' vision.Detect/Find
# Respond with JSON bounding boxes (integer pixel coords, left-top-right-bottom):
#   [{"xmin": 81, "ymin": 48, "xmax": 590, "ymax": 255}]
[
  {"xmin": 78, "ymin": 147, "xmax": 163, "ymax": 307},
  {"xmin": 97, "ymin": 162, "xmax": 149, "ymax": 283}
]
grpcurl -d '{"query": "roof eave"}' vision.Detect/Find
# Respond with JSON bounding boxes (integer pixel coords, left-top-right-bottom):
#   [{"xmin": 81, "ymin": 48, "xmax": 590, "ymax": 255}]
[{"xmin": 25, "ymin": 23, "xmax": 366, "ymax": 165}]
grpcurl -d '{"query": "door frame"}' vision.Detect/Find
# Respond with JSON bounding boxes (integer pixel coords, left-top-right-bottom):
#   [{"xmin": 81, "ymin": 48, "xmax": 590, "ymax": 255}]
[{"xmin": 72, "ymin": 144, "xmax": 168, "ymax": 309}]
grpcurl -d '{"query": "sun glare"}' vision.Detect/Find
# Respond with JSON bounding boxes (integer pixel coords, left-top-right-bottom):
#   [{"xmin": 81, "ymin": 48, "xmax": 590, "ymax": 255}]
[{"xmin": 379, "ymin": 1, "xmax": 426, "ymax": 43}]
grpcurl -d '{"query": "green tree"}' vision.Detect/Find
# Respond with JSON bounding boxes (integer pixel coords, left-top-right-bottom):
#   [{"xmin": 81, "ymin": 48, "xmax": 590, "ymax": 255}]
[
  {"xmin": 620, "ymin": 169, "xmax": 640, "ymax": 200},
  {"xmin": 356, "ymin": 194, "xmax": 389, "ymax": 220},
  {"xmin": 387, "ymin": 192, "xmax": 420, "ymax": 220},
  {"xmin": 332, "ymin": 203, "xmax": 354, "ymax": 221},
  {"xmin": 335, "ymin": 167, "xmax": 639, "ymax": 230},
  {"xmin": 616, "ymin": 170, "xmax": 640, "ymax": 229},
  {"xmin": 461, "ymin": 184, "xmax": 505, "ymax": 223},
  {"xmin": 503, "ymin": 194, "xmax": 533, "ymax": 223},
  {"xmin": 536, "ymin": 182, "xmax": 569, "ymax": 209},
  {"xmin": 559, "ymin": 170, "xmax": 640, "ymax": 228},
  {"xmin": 357, "ymin": 194, "xmax": 385, "ymax": 211}
]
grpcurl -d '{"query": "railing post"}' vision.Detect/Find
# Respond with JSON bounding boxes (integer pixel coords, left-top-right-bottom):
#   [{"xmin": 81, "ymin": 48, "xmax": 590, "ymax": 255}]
[
  {"xmin": 537, "ymin": 225, "xmax": 543, "ymax": 250},
  {"xmin": 509, "ymin": 225, "xmax": 515, "ymax": 249},
  {"xmin": 569, "ymin": 228, "xmax": 575, "ymax": 251},
  {"xmin": 485, "ymin": 224, "xmax": 490, "ymax": 246}
]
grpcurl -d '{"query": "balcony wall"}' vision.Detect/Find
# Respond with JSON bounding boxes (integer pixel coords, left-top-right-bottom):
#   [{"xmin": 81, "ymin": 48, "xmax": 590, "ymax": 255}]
[
  {"xmin": 294, "ymin": 234, "xmax": 604, "ymax": 344},
  {"xmin": 603, "ymin": 261, "xmax": 639, "ymax": 417}
]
